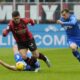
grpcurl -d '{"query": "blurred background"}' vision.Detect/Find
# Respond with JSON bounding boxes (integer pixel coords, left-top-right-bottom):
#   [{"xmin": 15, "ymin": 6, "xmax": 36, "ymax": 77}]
[
  {"xmin": 0, "ymin": 0, "xmax": 80, "ymax": 48},
  {"xmin": 0, "ymin": 1, "xmax": 80, "ymax": 80},
  {"xmin": 0, "ymin": 0, "xmax": 80, "ymax": 23}
]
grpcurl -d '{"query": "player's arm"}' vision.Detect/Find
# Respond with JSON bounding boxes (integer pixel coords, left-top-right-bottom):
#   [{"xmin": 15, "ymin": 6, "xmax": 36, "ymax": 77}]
[
  {"xmin": 57, "ymin": 16, "xmax": 77, "ymax": 26},
  {"xmin": 2, "ymin": 25, "xmax": 10, "ymax": 37},
  {"xmin": 24, "ymin": 18, "xmax": 35, "ymax": 25},
  {"xmin": 28, "ymin": 18, "xmax": 35, "ymax": 25},
  {"xmin": 0, "ymin": 60, "xmax": 17, "ymax": 71}
]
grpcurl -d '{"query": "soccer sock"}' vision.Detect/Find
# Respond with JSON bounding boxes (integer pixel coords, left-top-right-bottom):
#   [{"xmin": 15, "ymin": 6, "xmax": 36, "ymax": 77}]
[
  {"xmin": 24, "ymin": 57, "xmax": 37, "ymax": 67},
  {"xmin": 38, "ymin": 53, "xmax": 47, "ymax": 62},
  {"xmin": 72, "ymin": 50, "xmax": 80, "ymax": 60}
]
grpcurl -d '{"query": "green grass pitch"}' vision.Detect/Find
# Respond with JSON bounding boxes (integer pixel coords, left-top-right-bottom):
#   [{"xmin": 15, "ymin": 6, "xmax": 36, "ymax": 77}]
[{"xmin": 0, "ymin": 48, "xmax": 80, "ymax": 80}]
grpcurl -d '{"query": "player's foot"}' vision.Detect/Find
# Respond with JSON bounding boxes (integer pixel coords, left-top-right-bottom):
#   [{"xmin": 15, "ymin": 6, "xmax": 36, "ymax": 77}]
[
  {"xmin": 34, "ymin": 67, "xmax": 40, "ymax": 72},
  {"xmin": 76, "ymin": 55, "xmax": 80, "ymax": 62},
  {"xmin": 77, "ymin": 58, "xmax": 80, "ymax": 62},
  {"xmin": 45, "ymin": 56, "xmax": 51, "ymax": 68}
]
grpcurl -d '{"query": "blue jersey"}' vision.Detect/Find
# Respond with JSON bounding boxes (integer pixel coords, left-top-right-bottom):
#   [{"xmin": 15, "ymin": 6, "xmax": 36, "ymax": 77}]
[{"xmin": 60, "ymin": 14, "xmax": 80, "ymax": 40}]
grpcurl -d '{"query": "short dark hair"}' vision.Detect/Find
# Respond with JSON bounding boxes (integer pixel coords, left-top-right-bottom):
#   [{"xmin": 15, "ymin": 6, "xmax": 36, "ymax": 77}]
[
  {"xmin": 61, "ymin": 9, "xmax": 70, "ymax": 13},
  {"xmin": 12, "ymin": 11, "xmax": 20, "ymax": 17}
]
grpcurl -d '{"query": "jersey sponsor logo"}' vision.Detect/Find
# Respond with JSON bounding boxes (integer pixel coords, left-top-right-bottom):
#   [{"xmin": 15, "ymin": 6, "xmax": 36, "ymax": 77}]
[
  {"xmin": 15, "ymin": 29, "xmax": 26, "ymax": 34},
  {"xmin": 0, "ymin": 24, "xmax": 68, "ymax": 48}
]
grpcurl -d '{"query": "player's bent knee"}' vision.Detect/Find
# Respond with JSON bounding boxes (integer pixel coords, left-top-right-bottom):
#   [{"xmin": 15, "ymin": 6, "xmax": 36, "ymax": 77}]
[
  {"xmin": 33, "ymin": 54, "xmax": 39, "ymax": 58},
  {"xmin": 21, "ymin": 54, "xmax": 27, "ymax": 59},
  {"xmin": 32, "ymin": 50, "xmax": 39, "ymax": 58}
]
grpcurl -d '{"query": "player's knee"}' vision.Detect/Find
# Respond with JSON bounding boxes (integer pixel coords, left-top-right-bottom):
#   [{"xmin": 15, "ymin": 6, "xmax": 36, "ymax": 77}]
[
  {"xmin": 33, "ymin": 54, "xmax": 39, "ymax": 58},
  {"xmin": 70, "ymin": 43, "xmax": 77, "ymax": 50},
  {"xmin": 21, "ymin": 54, "xmax": 27, "ymax": 60},
  {"xmin": 32, "ymin": 50, "xmax": 39, "ymax": 58}
]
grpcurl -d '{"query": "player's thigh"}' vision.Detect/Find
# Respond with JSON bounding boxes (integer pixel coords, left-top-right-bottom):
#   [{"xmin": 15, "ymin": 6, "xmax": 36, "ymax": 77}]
[
  {"xmin": 18, "ymin": 49, "xmax": 28, "ymax": 59},
  {"xmin": 17, "ymin": 42, "xmax": 28, "ymax": 59},
  {"xmin": 27, "ymin": 38, "xmax": 37, "ymax": 52},
  {"xmin": 27, "ymin": 38, "xmax": 39, "ymax": 58}
]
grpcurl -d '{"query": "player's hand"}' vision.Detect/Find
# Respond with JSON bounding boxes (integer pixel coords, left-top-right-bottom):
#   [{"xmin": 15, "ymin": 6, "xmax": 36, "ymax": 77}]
[
  {"xmin": 30, "ymin": 19, "xmax": 35, "ymax": 25},
  {"xmin": 57, "ymin": 20, "xmax": 63, "ymax": 24},
  {"xmin": 2, "ymin": 29, "xmax": 8, "ymax": 37}
]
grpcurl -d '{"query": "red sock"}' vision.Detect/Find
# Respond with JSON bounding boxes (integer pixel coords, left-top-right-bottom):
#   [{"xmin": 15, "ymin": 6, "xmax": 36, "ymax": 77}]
[
  {"xmin": 39, "ymin": 53, "xmax": 46, "ymax": 62},
  {"xmin": 24, "ymin": 57, "xmax": 37, "ymax": 67}
]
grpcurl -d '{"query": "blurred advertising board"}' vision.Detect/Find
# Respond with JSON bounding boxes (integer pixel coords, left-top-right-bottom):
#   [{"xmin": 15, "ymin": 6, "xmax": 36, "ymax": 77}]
[{"xmin": 0, "ymin": 24, "xmax": 68, "ymax": 48}]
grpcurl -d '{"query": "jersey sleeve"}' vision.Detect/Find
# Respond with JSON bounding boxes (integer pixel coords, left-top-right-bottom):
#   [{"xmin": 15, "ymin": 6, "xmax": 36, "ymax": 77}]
[
  {"xmin": 62, "ymin": 16, "xmax": 77, "ymax": 26},
  {"xmin": 2, "ymin": 22, "xmax": 11, "ymax": 37},
  {"xmin": 8, "ymin": 21, "xmax": 13, "ymax": 31},
  {"xmin": 23, "ymin": 18, "xmax": 35, "ymax": 25}
]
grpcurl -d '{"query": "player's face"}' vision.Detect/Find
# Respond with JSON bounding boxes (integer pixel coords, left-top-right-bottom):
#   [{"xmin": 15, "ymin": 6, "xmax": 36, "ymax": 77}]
[
  {"xmin": 13, "ymin": 16, "xmax": 20, "ymax": 24},
  {"xmin": 61, "ymin": 12, "xmax": 69, "ymax": 19}
]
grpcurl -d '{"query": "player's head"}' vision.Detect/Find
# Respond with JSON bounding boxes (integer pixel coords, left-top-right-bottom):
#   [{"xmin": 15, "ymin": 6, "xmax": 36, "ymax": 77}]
[
  {"xmin": 61, "ymin": 9, "xmax": 70, "ymax": 19},
  {"xmin": 12, "ymin": 11, "xmax": 20, "ymax": 24}
]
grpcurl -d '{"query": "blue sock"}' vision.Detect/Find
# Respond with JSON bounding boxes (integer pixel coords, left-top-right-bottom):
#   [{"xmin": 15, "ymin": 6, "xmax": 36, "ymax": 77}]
[{"xmin": 72, "ymin": 50, "xmax": 80, "ymax": 61}]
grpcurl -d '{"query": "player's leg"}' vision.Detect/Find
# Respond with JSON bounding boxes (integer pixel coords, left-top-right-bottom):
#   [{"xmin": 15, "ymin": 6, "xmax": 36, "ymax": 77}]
[
  {"xmin": 26, "ymin": 50, "xmax": 40, "ymax": 72},
  {"xmin": 32, "ymin": 50, "xmax": 51, "ymax": 67},
  {"xmin": 17, "ymin": 42, "xmax": 38, "ymax": 67},
  {"xmin": 28, "ymin": 38, "xmax": 51, "ymax": 67},
  {"xmin": 69, "ymin": 41, "xmax": 80, "ymax": 61},
  {"xmin": 13, "ymin": 45, "xmax": 40, "ymax": 71},
  {"xmin": 13, "ymin": 45, "xmax": 23, "ymax": 62},
  {"xmin": 26, "ymin": 50, "xmax": 32, "ymax": 58},
  {"xmin": 12, "ymin": 45, "xmax": 19, "ymax": 54}
]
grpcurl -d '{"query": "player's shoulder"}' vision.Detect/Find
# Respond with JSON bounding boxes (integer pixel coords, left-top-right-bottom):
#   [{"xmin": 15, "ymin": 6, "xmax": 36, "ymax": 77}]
[
  {"xmin": 20, "ymin": 18, "xmax": 28, "ymax": 21},
  {"xmin": 20, "ymin": 18, "xmax": 33, "ymax": 24},
  {"xmin": 9, "ymin": 20, "xmax": 13, "ymax": 24},
  {"xmin": 70, "ymin": 14, "xmax": 76, "ymax": 19},
  {"xmin": 21, "ymin": 18, "xmax": 33, "ymax": 21},
  {"xmin": 8, "ymin": 20, "xmax": 14, "ymax": 26},
  {"xmin": 70, "ymin": 14, "xmax": 77, "ymax": 22},
  {"xmin": 20, "ymin": 18, "xmax": 28, "ymax": 23}
]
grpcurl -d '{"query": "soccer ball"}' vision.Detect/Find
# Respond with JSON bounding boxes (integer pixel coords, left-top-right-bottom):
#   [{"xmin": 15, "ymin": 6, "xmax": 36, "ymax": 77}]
[{"xmin": 16, "ymin": 61, "xmax": 26, "ymax": 71}]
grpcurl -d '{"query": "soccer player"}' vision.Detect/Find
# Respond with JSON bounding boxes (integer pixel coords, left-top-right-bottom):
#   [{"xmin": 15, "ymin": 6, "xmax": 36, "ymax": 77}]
[
  {"xmin": 57, "ymin": 9, "xmax": 80, "ymax": 61},
  {"xmin": 0, "ymin": 45, "xmax": 40, "ymax": 72},
  {"xmin": 2, "ymin": 11, "xmax": 51, "ymax": 68}
]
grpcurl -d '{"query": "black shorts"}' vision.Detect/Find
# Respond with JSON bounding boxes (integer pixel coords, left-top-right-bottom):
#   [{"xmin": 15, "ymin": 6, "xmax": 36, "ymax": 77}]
[{"xmin": 17, "ymin": 38, "xmax": 37, "ymax": 51}]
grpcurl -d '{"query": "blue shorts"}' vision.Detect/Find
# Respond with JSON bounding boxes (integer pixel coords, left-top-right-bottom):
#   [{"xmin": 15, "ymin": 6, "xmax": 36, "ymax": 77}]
[
  {"xmin": 14, "ymin": 52, "xmax": 40, "ymax": 71},
  {"xmin": 68, "ymin": 38, "xmax": 80, "ymax": 47}
]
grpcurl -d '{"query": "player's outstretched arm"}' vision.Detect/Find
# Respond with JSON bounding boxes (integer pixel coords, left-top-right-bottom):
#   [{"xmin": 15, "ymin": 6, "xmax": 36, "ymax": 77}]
[
  {"xmin": 24, "ymin": 18, "xmax": 35, "ymax": 25},
  {"xmin": 2, "ymin": 25, "xmax": 10, "ymax": 37},
  {"xmin": 0, "ymin": 60, "xmax": 17, "ymax": 71},
  {"xmin": 29, "ymin": 19, "xmax": 35, "ymax": 25},
  {"xmin": 57, "ymin": 16, "xmax": 77, "ymax": 26}
]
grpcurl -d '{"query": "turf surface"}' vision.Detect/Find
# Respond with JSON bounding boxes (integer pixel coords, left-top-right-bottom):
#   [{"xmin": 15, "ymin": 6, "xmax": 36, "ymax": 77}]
[{"xmin": 0, "ymin": 48, "xmax": 80, "ymax": 80}]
